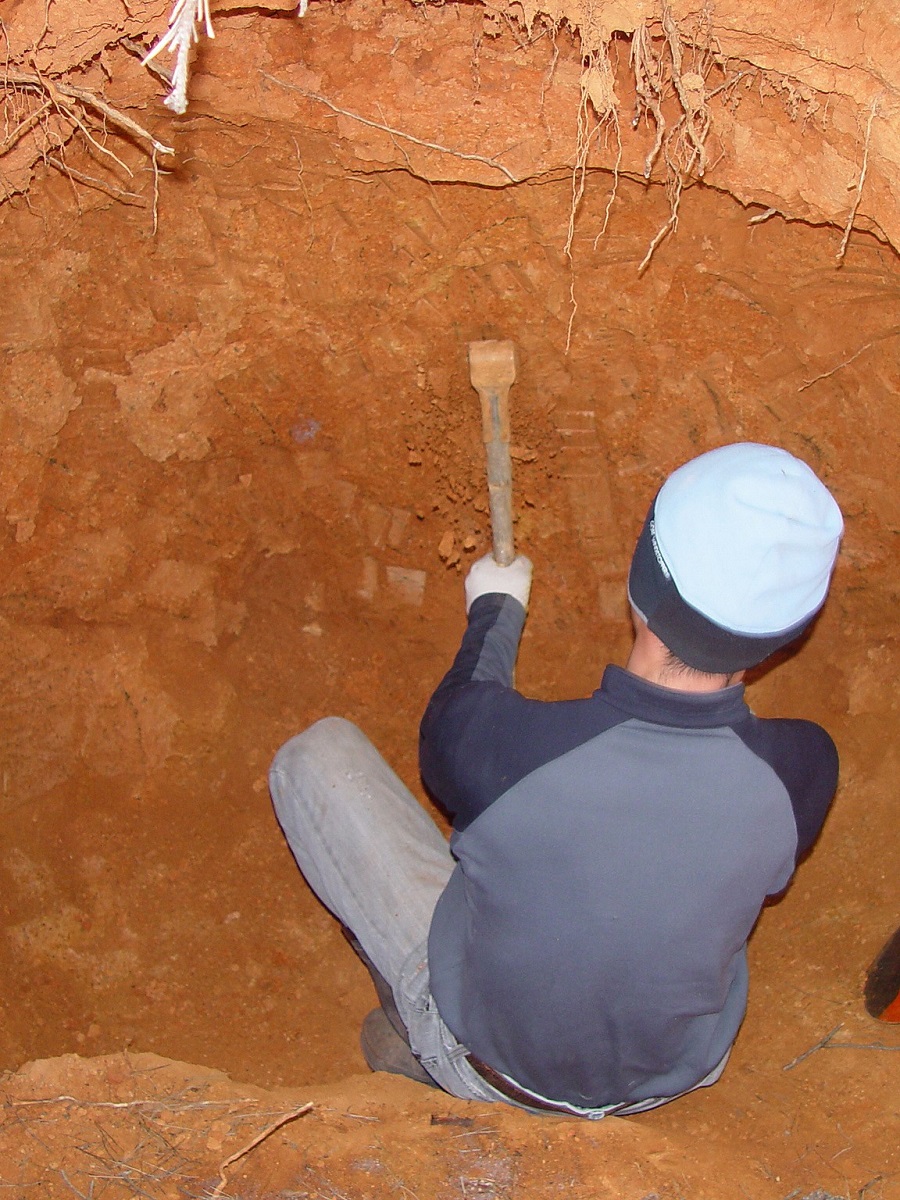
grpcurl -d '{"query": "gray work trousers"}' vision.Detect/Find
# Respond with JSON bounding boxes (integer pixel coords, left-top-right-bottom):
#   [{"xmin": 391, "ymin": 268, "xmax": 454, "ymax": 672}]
[{"xmin": 269, "ymin": 717, "xmax": 728, "ymax": 1117}]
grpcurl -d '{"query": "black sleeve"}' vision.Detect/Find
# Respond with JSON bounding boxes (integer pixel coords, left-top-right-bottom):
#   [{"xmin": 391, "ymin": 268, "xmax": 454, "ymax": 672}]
[
  {"xmin": 419, "ymin": 594, "xmax": 623, "ymax": 832},
  {"xmin": 731, "ymin": 716, "xmax": 839, "ymax": 859},
  {"xmin": 419, "ymin": 593, "xmax": 529, "ymax": 829},
  {"xmin": 426, "ymin": 592, "xmax": 525, "ymax": 697}
]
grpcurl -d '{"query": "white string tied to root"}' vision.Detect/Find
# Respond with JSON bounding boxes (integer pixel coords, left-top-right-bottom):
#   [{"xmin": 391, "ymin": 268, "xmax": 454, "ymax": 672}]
[
  {"xmin": 143, "ymin": 0, "xmax": 214, "ymax": 114},
  {"xmin": 144, "ymin": 0, "xmax": 308, "ymax": 115}
]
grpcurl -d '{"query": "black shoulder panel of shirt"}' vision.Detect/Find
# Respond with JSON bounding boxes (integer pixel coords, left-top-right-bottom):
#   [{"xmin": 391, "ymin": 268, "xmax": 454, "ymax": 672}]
[
  {"xmin": 727, "ymin": 715, "xmax": 839, "ymax": 858},
  {"xmin": 419, "ymin": 592, "xmax": 839, "ymax": 849},
  {"xmin": 420, "ymin": 594, "xmax": 623, "ymax": 830}
]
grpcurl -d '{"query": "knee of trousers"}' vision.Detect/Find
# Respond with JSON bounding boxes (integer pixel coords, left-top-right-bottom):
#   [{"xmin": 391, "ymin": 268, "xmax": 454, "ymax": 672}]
[
  {"xmin": 270, "ymin": 716, "xmax": 363, "ymax": 779},
  {"xmin": 268, "ymin": 716, "xmax": 379, "ymax": 824}
]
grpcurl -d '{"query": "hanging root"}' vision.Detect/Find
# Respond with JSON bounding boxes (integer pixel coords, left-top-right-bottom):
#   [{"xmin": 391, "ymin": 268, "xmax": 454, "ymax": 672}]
[
  {"xmin": 565, "ymin": 42, "xmax": 622, "ymax": 350},
  {"xmin": 2, "ymin": 73, "xmax": 173, "ymax": 159},
  {"xmin": 836, "ymin": 96, "xmax": 879, "ymax": 263},
  {"xmin": 564, "ymin": 5, "xmax": 724, "ymax": 285},
  {"xmin": 0, "ymin": 70, "xmax": 173, "ymax": 213},
  {"xmin": 629, "ymin": 8, "xmax": 717, "ymax": 186},
  {"xmin": 661, "ymin": 4, "xmax": 711, "ymax": 177},
  {"xmin": 566, "ymin": 44, "xmax": 620, "ymax": 259},
  {"xmin": 638, "ymin": 173, "xmax": 684, "ymax": 272},
  {"xmin": 628, "ymin": 7, "xmax": 733, "ymax": 270},
  {"xmin": 630, "ymin": 22, "xmax": 665, "ymax": 178}
]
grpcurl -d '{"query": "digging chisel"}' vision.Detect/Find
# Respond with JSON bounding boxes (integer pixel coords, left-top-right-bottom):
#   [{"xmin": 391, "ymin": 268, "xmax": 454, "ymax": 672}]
[{"xmin": 467, "ymin": 339, "xmax": 518, "ymax": 566}]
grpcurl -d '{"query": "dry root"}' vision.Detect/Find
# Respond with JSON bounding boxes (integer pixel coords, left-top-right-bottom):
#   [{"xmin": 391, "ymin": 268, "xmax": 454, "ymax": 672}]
[
  {"xmin": 565, "ymin": 42, "xmax": 622, "ymax": 349},
  {"xmin": 567, "ymin": 44, "xmax": 621, "ymax": 258},
  {"xmin": 629, "ymin": 6, "xmax": 731, "ymax": 269},
  {"xmin": 836, "ymin": 96, "xmax": 880, "ymax": 263},
  {"xmin": 630, "ymin": 22, "xmax": 666, "ymax": 179},
  {"xmin": 562, "ymin": 3, "xmax": 730, "ymax": 292},
  {"xmin": 561, "ymin": 4, "xmax": 755, "ymax": 338},
  {"xmin": 0, "ymin": 1055, "xmax": 315, "ymax": 1200},
  {"xmin": 563, "ymin": 4, "xmax": 725, "ymax": 333},
  {"xmin": 0, "ymin": 67, "xmax": 173, "ymax": 210}
]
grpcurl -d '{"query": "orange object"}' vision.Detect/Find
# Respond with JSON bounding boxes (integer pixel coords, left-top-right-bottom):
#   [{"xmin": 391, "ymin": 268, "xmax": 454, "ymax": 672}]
[
  {"xmin": 879, "ymin": 990, "xmax": 900, "ymax": 1023},
  {"xmin": 864, "ymin": 925, "xmax": 900, "ymax": 1022}
]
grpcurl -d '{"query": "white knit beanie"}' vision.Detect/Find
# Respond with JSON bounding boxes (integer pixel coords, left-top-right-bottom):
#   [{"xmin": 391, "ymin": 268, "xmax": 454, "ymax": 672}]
[{"xmin": 628, "ymin": 443, "xmax": 843, "ymax": 672}]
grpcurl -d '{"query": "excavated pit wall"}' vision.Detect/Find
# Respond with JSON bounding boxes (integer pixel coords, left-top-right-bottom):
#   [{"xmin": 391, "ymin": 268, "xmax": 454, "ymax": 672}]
[{"xmin": 0, "ymin": 3, "xmax": 898, "ymax": 1197}]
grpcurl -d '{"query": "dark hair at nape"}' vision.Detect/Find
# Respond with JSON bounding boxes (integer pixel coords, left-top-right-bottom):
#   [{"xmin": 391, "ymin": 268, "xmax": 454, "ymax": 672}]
[{"xmin": 660, "ymin": 647, "xmax": 740, "ymax": 685}]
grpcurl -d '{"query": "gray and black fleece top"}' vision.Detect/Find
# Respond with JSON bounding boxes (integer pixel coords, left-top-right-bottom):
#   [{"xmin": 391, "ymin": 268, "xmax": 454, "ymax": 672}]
[{"xmin": 420, "ymin": 593, "xmax": 838, "ymax": 1109}]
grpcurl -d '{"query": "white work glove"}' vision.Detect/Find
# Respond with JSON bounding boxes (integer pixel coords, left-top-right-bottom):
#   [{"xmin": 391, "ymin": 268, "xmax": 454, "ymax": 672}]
[{"xmin": 464, "ymin": 553, "xmax": 533, "ymax": 614}]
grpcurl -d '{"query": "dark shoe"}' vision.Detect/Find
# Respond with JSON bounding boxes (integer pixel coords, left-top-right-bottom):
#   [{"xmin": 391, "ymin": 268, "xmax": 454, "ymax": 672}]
[
  {"xmin": 340, "ymin": 927, "xmax": 408, "ymax": 1039},
  {"xmin": 360, "ymin": 1008, "xmax": 438, "ymax": 1088}
]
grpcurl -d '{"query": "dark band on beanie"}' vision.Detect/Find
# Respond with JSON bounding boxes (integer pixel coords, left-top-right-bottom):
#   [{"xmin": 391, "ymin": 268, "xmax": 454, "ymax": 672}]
[{"xmin": 628, "ymin": 505, "xmax": 812, "ymax": 674}]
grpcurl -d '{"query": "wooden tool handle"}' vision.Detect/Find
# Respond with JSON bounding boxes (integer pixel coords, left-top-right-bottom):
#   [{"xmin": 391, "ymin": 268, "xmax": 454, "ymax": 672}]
[
  {"xmin": 468, "ymin": 340, "xmax": 518, "ymax": 566},
  {"xmin": 480, "ymin": 387, "xmax": 515, "ymax": 565}
]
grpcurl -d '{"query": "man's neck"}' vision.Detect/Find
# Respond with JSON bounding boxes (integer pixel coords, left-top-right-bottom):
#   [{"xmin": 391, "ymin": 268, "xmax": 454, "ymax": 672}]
[
  {"xmin": 625, "ymin": 616, "xmax": 745, "ymax": 694},
  {"xmin": 624, "ymin": 652, "xmax": 742, "ymax": 694}
]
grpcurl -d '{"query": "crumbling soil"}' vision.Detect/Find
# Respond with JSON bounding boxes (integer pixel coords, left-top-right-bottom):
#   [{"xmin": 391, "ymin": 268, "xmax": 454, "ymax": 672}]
[{"xmin": 1, "ymin": 2, "xmax": 898, "ymax": 1197}]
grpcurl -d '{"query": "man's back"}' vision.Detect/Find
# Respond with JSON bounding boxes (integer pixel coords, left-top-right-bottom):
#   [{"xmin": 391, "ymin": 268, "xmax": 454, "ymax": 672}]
[{"xmin": 422, "ymin": 603, "xmax": 838, "ymax": 1108}]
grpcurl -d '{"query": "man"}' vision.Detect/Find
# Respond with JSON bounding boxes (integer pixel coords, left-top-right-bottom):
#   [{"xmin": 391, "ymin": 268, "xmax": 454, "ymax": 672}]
[{"xmin": 270, "ymin": 441, "xmax": 843, "ymax": 1116}]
